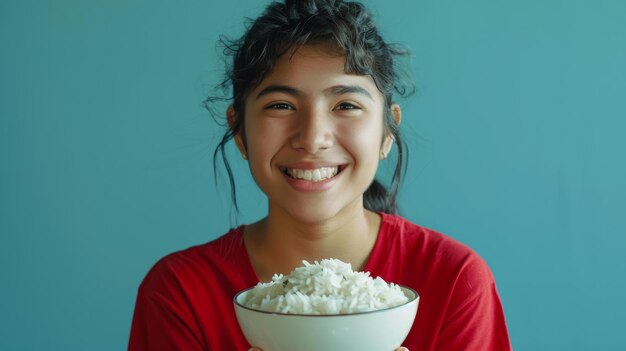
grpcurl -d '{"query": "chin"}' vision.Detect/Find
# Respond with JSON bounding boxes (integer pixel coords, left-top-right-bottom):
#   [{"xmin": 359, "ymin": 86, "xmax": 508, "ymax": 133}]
[
  {"xmin": 287, "ymin": 207, "xmax": 340, "ymax": 225},
  {"xmin": 282, "ymin": 198, "xmax": 365, "ymax": 225}
]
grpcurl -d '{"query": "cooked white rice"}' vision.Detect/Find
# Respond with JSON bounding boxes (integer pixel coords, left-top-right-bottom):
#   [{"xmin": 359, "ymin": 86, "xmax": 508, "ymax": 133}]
[{"xmin": 241, "ymin": 258, "xmax": 409, "ymax": 314}]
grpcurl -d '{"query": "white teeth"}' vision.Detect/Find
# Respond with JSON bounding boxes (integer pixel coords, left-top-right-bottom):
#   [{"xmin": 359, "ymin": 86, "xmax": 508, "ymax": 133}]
[{"xmin": 286, "ymin": 167, "xmax": 339, "ymax": 182}]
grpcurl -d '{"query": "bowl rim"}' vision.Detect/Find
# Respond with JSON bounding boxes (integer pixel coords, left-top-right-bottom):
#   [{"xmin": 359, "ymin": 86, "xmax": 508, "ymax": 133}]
[{"xmin": 233, "ymin": 285, "xmax": 419, "ymax": 317}]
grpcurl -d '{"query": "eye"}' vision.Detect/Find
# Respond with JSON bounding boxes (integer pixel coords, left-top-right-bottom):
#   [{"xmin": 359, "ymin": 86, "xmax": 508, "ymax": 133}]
[
  {"xmin": 334, "ymin": 102, "xmax": 361, "ymax": 111},
  {"xmin": 266, "ymin": 102, "xmax": 294, "ymax": 110},
  {"xmin": 335, "ymin": 102, "xmax": 361, "ymax": 110}
]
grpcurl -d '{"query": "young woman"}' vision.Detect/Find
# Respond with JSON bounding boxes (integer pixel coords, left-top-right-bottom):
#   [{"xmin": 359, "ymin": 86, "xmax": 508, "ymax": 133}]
[{"xmin": 129, "ymin": 0, "xmax": 512, "ymax": 350}]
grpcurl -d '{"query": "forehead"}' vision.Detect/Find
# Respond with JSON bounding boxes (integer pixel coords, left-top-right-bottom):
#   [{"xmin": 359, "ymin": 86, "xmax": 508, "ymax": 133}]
[{"xmin": 249, "ymin": 45, "xmax": 382, "ymax": 99}]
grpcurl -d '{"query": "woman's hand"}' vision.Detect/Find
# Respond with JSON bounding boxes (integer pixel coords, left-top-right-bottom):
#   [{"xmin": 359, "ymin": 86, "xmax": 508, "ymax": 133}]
[{"xmin": 249, "ymin": 348, "xmax": 409, "ymax": 350}]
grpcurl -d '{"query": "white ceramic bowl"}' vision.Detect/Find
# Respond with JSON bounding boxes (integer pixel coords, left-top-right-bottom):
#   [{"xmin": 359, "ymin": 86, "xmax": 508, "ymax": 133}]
[{"xmin": 233, "ymin": 286, "xmax": 419, "ymax": 351}]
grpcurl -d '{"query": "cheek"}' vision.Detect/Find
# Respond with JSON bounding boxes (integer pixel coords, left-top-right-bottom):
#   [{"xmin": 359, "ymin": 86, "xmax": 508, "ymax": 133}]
[
  {"xmin": 338, "ymin": 120, "xmax": 384, "ymax": 159},
  {"xmin": 244, "ymin": 118, "xmax": 287, "ymax": 162}
]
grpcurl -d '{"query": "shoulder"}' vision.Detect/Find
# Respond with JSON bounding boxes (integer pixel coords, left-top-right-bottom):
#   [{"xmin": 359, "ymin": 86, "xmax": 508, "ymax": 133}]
[
  {"xmin": 378, "ymin": 213, "xmax": 495, "ymax": 296},
  {"xmin": 376, "ymin": 214, "xmax": 511, "ymax": 349},
  {"xmin": 381, "ymin": 213, "xmax": 483, "ymax": 263},
  {"xmin": 129, "ymin": 227, "xmax": 256, "ymax": 349},
  {"xmin": 137, "ymin": 227, "xmax": 247, "ymax": 294},
  {"xmin": 151, "ymin": 226, "xmax": 244, "ymax": 272}
]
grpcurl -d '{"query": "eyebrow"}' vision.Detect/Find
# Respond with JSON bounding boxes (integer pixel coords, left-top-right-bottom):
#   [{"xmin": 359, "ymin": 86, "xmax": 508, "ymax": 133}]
[
  {"xmin": 254, "ymin": 85, "xmax": 302, "ymax": 100},
  {"xmin": 254, "ymin": 84, "xmax": 374, "ymax": 101},
  {"xmin": 326, "ymin": 85, "xmax": 374, "ymax": 100}
]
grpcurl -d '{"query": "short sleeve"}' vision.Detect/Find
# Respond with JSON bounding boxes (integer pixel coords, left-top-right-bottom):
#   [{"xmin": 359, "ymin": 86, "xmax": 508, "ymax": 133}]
[
  {"xmin": 435, "ymin": 255, "xmax": 512, "ymax": 350},
  {"xmin": 128, "ymin": 259, "xmax": 205, "ymax": 351}
]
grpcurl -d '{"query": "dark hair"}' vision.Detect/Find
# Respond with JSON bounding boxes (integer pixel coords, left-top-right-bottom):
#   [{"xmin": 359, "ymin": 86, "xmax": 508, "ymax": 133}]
[{"xmin": 206, "ymin": 0, "xmax": 415, "ymax": 214}]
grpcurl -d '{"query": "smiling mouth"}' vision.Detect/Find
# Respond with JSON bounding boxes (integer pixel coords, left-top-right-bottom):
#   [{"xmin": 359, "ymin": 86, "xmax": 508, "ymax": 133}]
[{"xmin": 280, "ymin": 166, "xmax": 343, "ymax": 182}]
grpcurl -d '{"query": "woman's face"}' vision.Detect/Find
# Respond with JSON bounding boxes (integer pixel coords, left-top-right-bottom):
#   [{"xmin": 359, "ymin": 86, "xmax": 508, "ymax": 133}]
[{"xmin": 237, "ymin": 45, "xmax": 391, "ymax": 224}]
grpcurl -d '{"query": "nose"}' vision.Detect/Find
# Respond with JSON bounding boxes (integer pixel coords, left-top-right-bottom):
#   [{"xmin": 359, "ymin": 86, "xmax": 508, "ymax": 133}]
[{"xmin": 290, "ymin": 106, "xmax": 333, "ymax": 154}]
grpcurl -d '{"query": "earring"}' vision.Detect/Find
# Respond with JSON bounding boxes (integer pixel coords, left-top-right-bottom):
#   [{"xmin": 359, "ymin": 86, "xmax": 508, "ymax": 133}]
[
  {"xmin": 380, "ymin": 150, "xmax": 387, "ymax": 160},
  {"xmin": 242, "ymin": 153, "xmax": 248, "ymax": 160}
]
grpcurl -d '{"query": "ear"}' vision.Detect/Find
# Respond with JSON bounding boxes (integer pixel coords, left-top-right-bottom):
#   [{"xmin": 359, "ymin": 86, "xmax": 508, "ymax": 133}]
[
  {"xmin": 227, "ymin": 105, "xmax": 247, "ymax": 159},
  {"xmin": 381, "ymin": 104, "xmax": 402, "ymax": 158},
  {"xmin": 391, "ymin": 103, "xmax": 402, "ymax": 125}
]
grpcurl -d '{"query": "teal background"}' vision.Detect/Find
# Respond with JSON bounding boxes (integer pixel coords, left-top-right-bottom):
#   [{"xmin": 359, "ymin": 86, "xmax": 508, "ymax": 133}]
[{"xmin": 1, "ymin": 0, "xmax": 625, "ymax": 349}]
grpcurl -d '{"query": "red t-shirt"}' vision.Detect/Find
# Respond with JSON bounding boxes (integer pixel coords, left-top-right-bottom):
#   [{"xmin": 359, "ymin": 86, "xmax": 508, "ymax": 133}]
[{"xmin": 129, "ymin": 213, "xmax": 512, "ymax": 350}]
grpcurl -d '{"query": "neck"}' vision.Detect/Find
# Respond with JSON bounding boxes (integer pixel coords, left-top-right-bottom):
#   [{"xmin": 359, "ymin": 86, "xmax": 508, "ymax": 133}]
[{"xmin": 244, "ymin": 204, "xmax": 381, "ymax": 282}]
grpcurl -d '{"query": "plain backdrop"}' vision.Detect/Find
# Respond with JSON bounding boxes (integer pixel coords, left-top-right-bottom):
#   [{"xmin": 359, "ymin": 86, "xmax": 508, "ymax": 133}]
[{"xmin": 2, "ymin": 0, "xmax": 625, "ymax": 349}]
